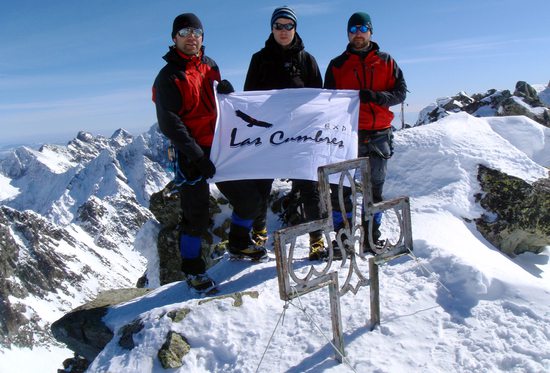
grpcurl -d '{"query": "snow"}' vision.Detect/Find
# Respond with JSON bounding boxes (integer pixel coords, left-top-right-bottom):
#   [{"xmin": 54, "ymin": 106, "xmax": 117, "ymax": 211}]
[
  {"xmin": 28, "ymin": 145, "xmax": 75, "ymax": 174},
  {"xmin": 511, "ymin": 96, "xmax": 547, "ymax": 115},
  {"xmin": 134, "ymin": 220, "xmax": 162, "ymax": 288},
  {"xmin": 485, "ymin": 115, "xmax": 550, "ymax": 167},
  {"xmin": 0, "ymin": 173, "xmax": 19, "ymax": 200},
  {"xmin": 473, "ymin": 105, "xmax": 497, "ymax": 117},
  {"xmin": 0, "ymin": 346, "xmax": 73, "ymax": 373},
  {"xmin": 533, "ymin": 84, "xmax": 550, "ymax": 106},
  {"xmin": 78, "ymin": 113, "xmax": 549, "ymax": 373}
]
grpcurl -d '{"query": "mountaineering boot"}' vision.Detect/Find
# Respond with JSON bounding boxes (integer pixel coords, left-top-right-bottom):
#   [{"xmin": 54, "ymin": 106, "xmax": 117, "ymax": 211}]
[
  {"xmin": 363, "ymin": 239, "xmax": 387, "ymax": 255},
  {"xmin": 226, "ymin": 213, "xmax": 268, "ymax": 261},
  {"xmin": 251, "ymin": 227, "xmax": 268, "ymax": 247},
  {"xmin": 330, "ymin": 240, "xmax": 344, "ymax": 260},
  {"xmin": 330, "ymin": 231, "xmax": 351, "ymax": 260},
  {"xmin": 186, "ymin": 272, "xmax": 217, "ymax": 294},
  {"xmin": 228, "ymin": 240, "xmax": 268, "ymax": 262},
  {"xmin": 308, "ymin": 237, "xmax": 327, "ymax": 261},
  {"xmin": 362, "ymin": 214, "xmax": 384, "ymax": 254}
]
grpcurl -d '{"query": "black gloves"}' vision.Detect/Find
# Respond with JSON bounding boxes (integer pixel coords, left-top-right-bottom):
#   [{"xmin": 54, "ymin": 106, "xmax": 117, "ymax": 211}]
[
  {"xmin": 359, "ymin": 89, "xmax": 382, "ymax": 104},
  {"xmin": 216, "ymin": 79, "xmax": 235, "ymax": 94},
  {"xmin": 195, "ymin": 156, "xmax": 216, "ymax": 179}
]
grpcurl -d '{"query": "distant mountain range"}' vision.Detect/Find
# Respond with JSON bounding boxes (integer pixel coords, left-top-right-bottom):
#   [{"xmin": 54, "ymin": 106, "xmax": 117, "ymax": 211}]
[
  {"xmin": 414, "ymin": 81, "xmax": 550, "ymax": 127},
  {"xmin": 0, "ymin": 126, "xmax": 170, "ymax": 350}
]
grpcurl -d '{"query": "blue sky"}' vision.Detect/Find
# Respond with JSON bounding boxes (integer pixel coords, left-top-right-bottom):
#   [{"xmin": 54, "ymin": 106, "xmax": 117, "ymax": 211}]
[{"xmin": 1, "ymin": 0, "xmax": 549, "ymax": 146}]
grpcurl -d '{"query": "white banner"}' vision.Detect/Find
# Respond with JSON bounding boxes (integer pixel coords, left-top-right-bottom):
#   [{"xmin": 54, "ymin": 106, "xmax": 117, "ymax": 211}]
[{"xmin": 210, "ymin": 87, "xmax": 359, "ymax": 182}]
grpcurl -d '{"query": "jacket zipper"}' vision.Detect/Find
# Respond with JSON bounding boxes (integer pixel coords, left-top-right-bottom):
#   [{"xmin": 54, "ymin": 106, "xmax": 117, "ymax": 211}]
[
  {"xmin": 355, "ymin": 56, "xmax": 377, "ymax": 130},
  {"xmin": 194, "ymin": 62, "xmax": 217, "ymax": 135},
  {"xmin": 368, "ymin": 65, "xmax": 376, "ymax": 129}
]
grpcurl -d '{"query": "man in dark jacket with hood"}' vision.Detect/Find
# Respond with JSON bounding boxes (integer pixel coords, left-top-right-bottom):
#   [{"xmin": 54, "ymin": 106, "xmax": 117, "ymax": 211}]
[
  {"xmin": 152, "ymin": 13, "xmax": 222, "ymax": 292},
  {"xmin": 324, "ymin": 11, "xmax": 407, "ymax": 253},
  {"xmin": 217, "ymin": 6, "xmax": 326, "ymax": 261}
]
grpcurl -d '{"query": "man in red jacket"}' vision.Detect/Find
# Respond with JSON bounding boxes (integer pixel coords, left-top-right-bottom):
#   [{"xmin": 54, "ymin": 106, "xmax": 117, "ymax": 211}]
[
  {"xmin": 153, "ymin": 13, "xmax": 226, "ymax": 292},
  {"xmin": 324, "ymin": 11, "xmax": 407, "ymax": 253}
]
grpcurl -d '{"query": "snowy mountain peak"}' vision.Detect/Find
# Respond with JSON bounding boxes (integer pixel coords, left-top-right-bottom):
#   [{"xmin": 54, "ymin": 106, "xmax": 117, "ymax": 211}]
[
  {"xmin": 76, "ymin": 131, "xmax": 95, "ymax": 143},
  {"xmin": 0, "ymin": 124, "xmax": 169, "ymax": 359},
  {"xmin": 109, "ymin": 128, "xmax": 135, "ymax": 150}
]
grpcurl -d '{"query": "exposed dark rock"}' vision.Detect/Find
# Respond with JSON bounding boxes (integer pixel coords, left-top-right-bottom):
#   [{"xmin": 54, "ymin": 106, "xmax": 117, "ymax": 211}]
[
  {"xmin": 57, "ymin": 354, "xmax": 89, "ymax": 373},
  {"xmin": 148, "ymin": 183, "xmax": 230, "ymax": 286},
  {"xmin": 118, "ymin": 318, "xmax": 145, "ymax": 350},
  {"xmin": 157, "ymin": 331, "xmax": 191, "ymax": 369},
  {"xmin": 167, "ymin": 308, "xmax": 191, "ymax": 323},
  {"xmin": 157, "ymin": 226, "xmax": 185, "ymax": 285},
  {"xmin": 466, "ymin": 89, "xmax": 512, "ymax": 115},
  {"xmin": 475, "ymin": 164, "xmax": 550, "ymax": 256},
  {"xmin": 51, "ymin": 306, "xmax": 112, "ymax": 362},
  {"xmin": 0, "ymin": 206, "xmax": 84, "ymax": 348},
  {"xmin": 514, "ymin": 81, "xmax": 544, "ymax": 107},
  {"xmin": 149, "ymin": 181, "xmax": 181, "ymax": 228},
  {"xmin": 441, "ymin": 91, "xmax": 475, "ymax": 112},
  {"xmin": 136, "ymin": 274, "xmax": 148, "ymax": 288},
  {"xmin": 498, "ymin": 96, "xmax": 550, "ymax": 126},
  {"xmin": 51, "ymin": 288, "xmax": 151, "ymax": 361},
  {"xmin": 76, "ymin": 198, "xmax": 108, "ymax": 236},
  {"xmin": 197, "ymin": 290, "xmax": 260, "ymax": 307},
  {"xmin": 416, "ymin": 81, "xmax": 550, "ymax": 127}
]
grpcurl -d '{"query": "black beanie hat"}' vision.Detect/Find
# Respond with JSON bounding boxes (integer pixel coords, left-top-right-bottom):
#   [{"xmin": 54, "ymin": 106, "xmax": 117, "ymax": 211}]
[
  {"xmin": 347, "ymin": 12, "xmax": 373, "ymax": 33},
  {"xmin": 271, "ymin": 6, "xmax": 297, "ymax": 28},
  {"xmin": 172, "ymin": 13, "xmax": 203, "ymax": 38}
]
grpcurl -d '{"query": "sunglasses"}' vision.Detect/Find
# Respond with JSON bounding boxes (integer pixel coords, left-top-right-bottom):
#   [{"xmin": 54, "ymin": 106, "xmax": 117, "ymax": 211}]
[
  {"xmin": 177, "ymin": 27, "xmax": 203, "ymax": 38},
  {"xmin": 273, "ymin": 22, "xmax": 295, "ymax": 31},
  {"xmin": 349, "ymin": 25, "xmax": 369, "ymax": 34}
]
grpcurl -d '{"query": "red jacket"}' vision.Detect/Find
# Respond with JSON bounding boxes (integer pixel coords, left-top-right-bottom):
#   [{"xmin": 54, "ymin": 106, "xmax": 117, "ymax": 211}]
[
  {"xmin": 153, "ymin": 46, "xmax": 221, "ymax": 161},
  {"xmin": 324, "ymin": 42, "xmax": 406, "ymax": 131}
]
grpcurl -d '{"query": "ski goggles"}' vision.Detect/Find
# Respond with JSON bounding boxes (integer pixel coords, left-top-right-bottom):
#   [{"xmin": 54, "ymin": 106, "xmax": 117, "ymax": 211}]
[
  {"xmin": 349, "ymin": 25, "xmax": 369, "ymax": 34},
  {"xmin": 177, "ymin": 27, "xmax": 203, "ymax": 38},
  {"xmin": 273, "ymin": 22, "xmax": 295, "ymax": 31}
]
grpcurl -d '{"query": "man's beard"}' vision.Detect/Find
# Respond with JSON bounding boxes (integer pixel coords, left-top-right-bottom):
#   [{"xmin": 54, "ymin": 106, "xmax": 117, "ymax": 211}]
[{"xmin": 351, "ymin": 37, "xmax": 369, "ymax": 50}]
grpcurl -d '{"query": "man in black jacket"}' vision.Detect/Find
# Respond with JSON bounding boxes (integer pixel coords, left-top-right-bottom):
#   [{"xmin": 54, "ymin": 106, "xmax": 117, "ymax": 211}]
[{"xmin": 216, "ymin": 6, "xmax": 327, "ymax": 261}]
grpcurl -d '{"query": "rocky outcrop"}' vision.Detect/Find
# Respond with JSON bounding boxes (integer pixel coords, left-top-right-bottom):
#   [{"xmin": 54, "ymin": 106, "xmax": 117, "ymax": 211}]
[
  {"xmin": 57, "ymin": 354, "xmax": 89, "ymax": 373},
  {"xmin": 51, "ymin": 290, "xmax": 258, "ymax": 368},
  {"xmin": 51, "ymin": 288, "xmax": 151, "ymax": 361},
  {"xmin": 514, "ymin": 81, "xmax": 545, "ymax": 107},
  {"xmin": 148, "ymin": 182, "xmax": 230, "ymax": 286},
  {"xmin": 475, "ymin": 164, "xmax": 550, "ymax": 256},
  {"xmin": 157, "ymin": 331, "xmax": 191, "ymax": 369},
  {"xmin": 416, "ymin": 81, "xmax": 550, "ymax": 127}
]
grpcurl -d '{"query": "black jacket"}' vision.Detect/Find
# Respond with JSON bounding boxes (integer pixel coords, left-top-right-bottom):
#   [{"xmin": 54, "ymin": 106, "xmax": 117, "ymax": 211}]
[{"xmin": 244, "ymin": 33, "xmax": 322, "ymax": 91}]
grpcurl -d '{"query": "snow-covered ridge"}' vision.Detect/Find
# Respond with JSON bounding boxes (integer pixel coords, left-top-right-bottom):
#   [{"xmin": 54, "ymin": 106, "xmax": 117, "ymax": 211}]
[
  {"xmin": 415, "ymin": 81, "xmax": 550, "ymax": 129},
  {"xmin": 0, "ymin": 125, "xmax": 170, "ymax": 221}
]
